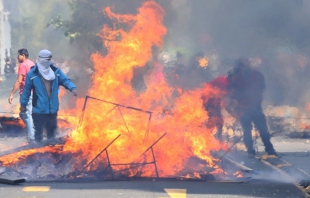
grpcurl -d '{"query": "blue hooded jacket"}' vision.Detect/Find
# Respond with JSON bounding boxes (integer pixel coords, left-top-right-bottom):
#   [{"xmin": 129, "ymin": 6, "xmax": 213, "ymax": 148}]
[{"xmin": 20, "ymin": 63, "xmax": 76, "ymax": 114}]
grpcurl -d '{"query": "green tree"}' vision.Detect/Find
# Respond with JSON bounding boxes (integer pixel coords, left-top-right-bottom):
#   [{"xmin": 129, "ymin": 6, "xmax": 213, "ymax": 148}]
[{"xmin": 3, "ymin": 0, "xmax": 70, "ymax": 60}]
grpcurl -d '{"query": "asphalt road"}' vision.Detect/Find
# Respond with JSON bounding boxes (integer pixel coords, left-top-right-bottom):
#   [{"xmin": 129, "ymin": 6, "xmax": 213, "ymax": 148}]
[{"xmin": 0, "ymin": 179, "xmax": 305, "ymax": 198}]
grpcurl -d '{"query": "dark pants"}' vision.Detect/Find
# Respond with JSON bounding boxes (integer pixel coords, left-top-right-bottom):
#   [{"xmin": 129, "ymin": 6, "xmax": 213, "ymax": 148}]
[
  {"xmin": 32, "ymin": 113, "xmax": 58, "ymax": 142},
  {"xmin": 239, "ymin": 105, "xmax": 275, "ymax": 154}
]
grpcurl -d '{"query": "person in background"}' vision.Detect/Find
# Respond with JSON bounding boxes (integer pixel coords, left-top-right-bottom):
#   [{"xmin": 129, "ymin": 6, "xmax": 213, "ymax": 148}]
[
  {"xmin": 201, "ymin": 75, "xmax": 228, "ymax": 142},
  {"xmin": 4, "ymin": 57, "xmax": 12, "ymax": 74},
  {"xmin": 20, "ymin": 49, "xmax": 77, "ymax": 143},
  {"xmin": 164, "ymin": 52, "xmax": 187, "ymax": 88},
  {"xmin": 227, "ymin": 58, "xmax": 279, "ymax": 158},
  {"xmin": 8, "ymin": 48, "xmax": 35, "ymax": 143}
]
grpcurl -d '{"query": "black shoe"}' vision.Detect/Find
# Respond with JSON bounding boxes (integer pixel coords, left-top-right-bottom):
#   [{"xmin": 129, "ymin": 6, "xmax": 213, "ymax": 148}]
[
  {"xmin": 247, "ymin": 150, "xmax": 256, "ymax": 158},
  {"xmin": 248, "ymin": 153, "xmax": 255, "ymax": 158}
]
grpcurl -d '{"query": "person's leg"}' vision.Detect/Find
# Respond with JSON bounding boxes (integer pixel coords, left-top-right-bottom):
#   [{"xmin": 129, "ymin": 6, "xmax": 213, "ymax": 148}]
[
  {"xmin": 32, "ymin": 113, "xmax": 45, "ymax": 142},
  {"xmin": 252, "ymin": 105, "xmax": 277, "ymax": 155},
  {"xmin": 46, "ymin": 113, "xmax": 58, "ymax": 140},
  {"xmin": 19, "ymin": 94, "xmax": 35, "ymax": 141},
  {"xmin": 205, "ymin": 99, "xmax": 224, "ymax": 141},
  {"xmin": 240, "ymin": 111, "xmax": 255, "ymax": 155},
  {"xmin": 25, "ymin": 95, "xmax": 35, "ymax": 140},
  {"xmin": 215, "ymin": 114, "xmax": 224, "ymax": 141}
]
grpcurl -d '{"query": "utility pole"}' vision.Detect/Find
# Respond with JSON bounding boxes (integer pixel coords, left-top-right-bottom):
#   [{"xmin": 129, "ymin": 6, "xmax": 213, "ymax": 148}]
[
  {"xmin": 0, "ymin": 0, "xmax": 4, "ymax": 75},
  {"xmin": 0, "ymin": 0, "xmax": 11, "ymax": 75}
]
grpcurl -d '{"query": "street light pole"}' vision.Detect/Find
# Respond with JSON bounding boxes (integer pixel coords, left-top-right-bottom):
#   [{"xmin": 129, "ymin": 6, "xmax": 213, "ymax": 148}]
[
  {"xmin": 0, "ymin": 0, "xmax": 5, "ymax": 75},
  {"xmin": 0, "ymin": 0, "xmax": 11, "ymax": 76}
]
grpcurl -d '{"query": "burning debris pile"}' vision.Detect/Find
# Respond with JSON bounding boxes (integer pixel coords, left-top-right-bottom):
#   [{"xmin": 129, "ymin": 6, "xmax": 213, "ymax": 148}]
[
  {"xmin": 0, "ymin": 1, "xmax": 245, "ymax": 181},
  {"xmin": 0, "ymin": 114, "xmax": 75, "ymax": 139},
  {"xmin": 0, "ymin": 116, "xmax": 25, "ymax": 135}
]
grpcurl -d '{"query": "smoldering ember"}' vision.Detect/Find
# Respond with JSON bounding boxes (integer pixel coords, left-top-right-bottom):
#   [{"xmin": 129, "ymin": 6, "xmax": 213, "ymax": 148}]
[{"xmin": 0, "ymin": 1, "xmax": 310, "ymax": 197}]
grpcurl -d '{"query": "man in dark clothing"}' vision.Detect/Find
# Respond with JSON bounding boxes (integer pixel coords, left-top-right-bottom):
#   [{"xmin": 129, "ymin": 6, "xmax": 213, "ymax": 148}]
[
  {"xmin": 173, "ymin": 52, "xmax": 187, "ymax": 76},
  {"xmin": 20, "ymin": 49, "xmax": 77, "ymax": 143},
  {"xmin": 227, "ymin": 58, "xmax": 278, "ymax": 158}
]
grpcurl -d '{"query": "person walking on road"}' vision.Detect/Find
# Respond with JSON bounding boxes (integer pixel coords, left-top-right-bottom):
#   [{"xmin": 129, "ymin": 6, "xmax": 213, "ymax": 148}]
[
  {"xmin": 8, "ymin": 48, "xmax": 35, "ymax": 143},
  {"xmin": 20, "ymin": 49, "xmax": 77, "ymax": 143},
  {"xmin": 227, "ymin": 58, "xmax": 279, "ymax": 158}
]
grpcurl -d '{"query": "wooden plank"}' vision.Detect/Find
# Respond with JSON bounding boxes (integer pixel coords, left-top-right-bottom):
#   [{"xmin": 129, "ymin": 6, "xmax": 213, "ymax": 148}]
[{"xmin": 212, "ymin": 151, "xmax": 255, "ymax": 174}]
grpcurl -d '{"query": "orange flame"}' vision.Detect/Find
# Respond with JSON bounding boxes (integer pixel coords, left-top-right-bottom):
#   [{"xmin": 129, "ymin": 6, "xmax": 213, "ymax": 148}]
[
  {"xmin": 12, "ymin": 104, "xmax": 20, "ymax": 114},
  {"xmin": 194, "ymin": 172, "xmax": 201, "ymax": 178},
  {"xmin": 233, "ymin": 170, "xmax": 244, "ymax": 178},
  {"xmin": 0, "ymin": 145, "xmax": 63, "ymax": 166},
  {"xmin": 0, "ymin": 1, "xmax": 223, "ymax": 177},
  {"xmin": 302, "ymin": 124, "xmax": 310, "ymax": 130},
  {"xmin": 306, "ymin": 103, "xmax": 310, "ymax": 111},
  {"xmin": 199, "ymin": 58, "xmax": 209, "ymax": 68}
]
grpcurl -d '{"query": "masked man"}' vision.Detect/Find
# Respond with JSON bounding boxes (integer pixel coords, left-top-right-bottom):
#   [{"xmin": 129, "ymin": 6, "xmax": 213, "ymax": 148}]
[{"xmin": 20, "ymin": 49, "xmax": 77, "ymax": 143}]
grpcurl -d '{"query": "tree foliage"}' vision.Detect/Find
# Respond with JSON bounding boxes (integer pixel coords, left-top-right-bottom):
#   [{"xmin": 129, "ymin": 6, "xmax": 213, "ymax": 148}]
[
  {"xmin": 3, "ymin": 0, "xmax": 70, "ymax": 59},
  {"xmin": 46, "ymin": 0, "xmax": 175, "ymax": 65}
]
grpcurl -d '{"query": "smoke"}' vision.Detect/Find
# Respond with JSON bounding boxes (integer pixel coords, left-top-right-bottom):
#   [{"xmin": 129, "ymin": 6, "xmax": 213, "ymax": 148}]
[
  {"xmin": 4, "ymin": 0, "xmax": 310, "ymax": 113},
  {"xmin": 252, "ymin": 169, "xmax": 295, "ymax": 183},
  {"xmin": 166, "ymin": 0, "xmax": 310, "ymax": 111},
  {"xmin": 48, "ymin": 0, "xmax": 310, "ymax": 123},
  {"xmin": 222, "ymin": 152, "xmax": 299, "ymax": 184},
  {"xmin": 2, "ymin": 0, "xmax": 310, "ymax": 180}
]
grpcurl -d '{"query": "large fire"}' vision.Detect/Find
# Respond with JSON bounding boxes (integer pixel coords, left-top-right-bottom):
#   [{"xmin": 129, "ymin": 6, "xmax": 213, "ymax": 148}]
[{"xmin": 0, "ymin": 1, "xmax": 224, "ymax": 179}]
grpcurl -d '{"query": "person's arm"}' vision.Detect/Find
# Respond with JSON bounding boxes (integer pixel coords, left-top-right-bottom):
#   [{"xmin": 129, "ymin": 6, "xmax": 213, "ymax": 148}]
[
  {"xmin": 20, "ymin": 73, "xmax": 32, "ymax": 112},
  {"xmin": 8, "ymin": 74, "xmax": 23, "ymax": 104},
  {"xmin": 58, "ymin": 69, "xmax": 77, "ymax": 96}
]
